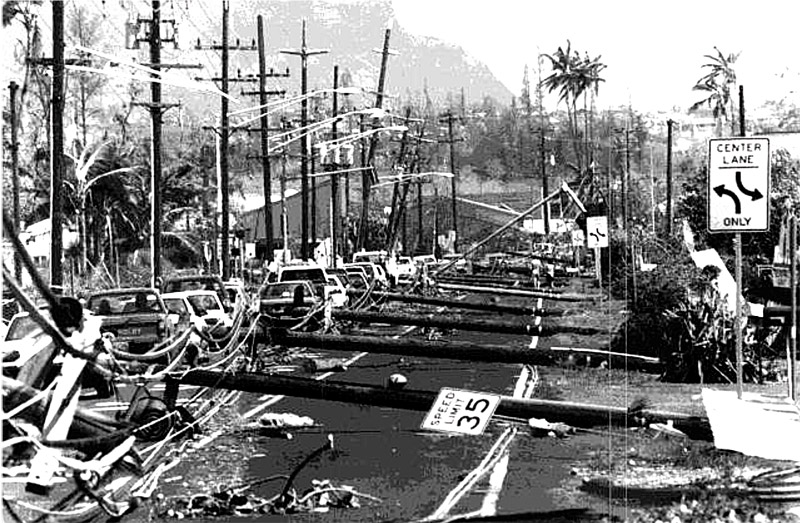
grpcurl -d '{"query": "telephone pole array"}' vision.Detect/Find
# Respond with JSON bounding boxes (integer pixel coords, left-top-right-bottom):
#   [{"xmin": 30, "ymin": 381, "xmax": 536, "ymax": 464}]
[
  {"xmin": 281, "ymin": 19, "xmax": 329, "ymax": 261},
  {"xmin": 127, "ymin": 0, "xmax": 197, "ymax": 286},
  {"xmin": 195, "ymin": 2, "xmax": 261, "ymax": 277}
]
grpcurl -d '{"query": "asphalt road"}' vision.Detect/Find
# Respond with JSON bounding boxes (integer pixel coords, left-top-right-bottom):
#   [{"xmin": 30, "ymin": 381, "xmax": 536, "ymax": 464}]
[{"xmin": 145, "ymin": 291, "xmax": 610, "ymax": 522}]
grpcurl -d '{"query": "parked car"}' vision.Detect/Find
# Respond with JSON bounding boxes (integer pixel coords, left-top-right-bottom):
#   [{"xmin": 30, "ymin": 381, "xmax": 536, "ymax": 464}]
[
  {"xmin": 86, "ymin": 288, "xmax": 175, "ymax": 354},
  {"xmin": 325, "ymin": 274, "xmax": 349, "ymax": 307},
  {"xmin": 258, "ymin": 280, "xmax": 323, "ymax": 330},
  {"xmin": 413, "ymin": 254, "xmax": 438, "ymax": 267},
  {"xmin": 274, "ymin": 262, "xmax": 331, "ymax": 301},
  {"xmin": 180, "ymin": 289, "xmax": 233, "ymax": 336},
  {"xmin": 395, "ymin": 256, "xmax": 418, "ymax": 283},
  {"xmin": 344, "ymin": 262, "xmax": 388, "ymax": 288},
  {"xmin": 161, "ymin": 273, "xmax": 231, "ymax": 312},
  {"xmin": 224, "ymin": 279, "xmax": 250, "ymax": 310}
]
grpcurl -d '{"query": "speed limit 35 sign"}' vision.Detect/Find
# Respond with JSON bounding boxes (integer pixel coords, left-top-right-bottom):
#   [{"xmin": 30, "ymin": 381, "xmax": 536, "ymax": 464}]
[{"xmin": 421, "ymin": 388, "xmax": 501, "ymax": 435}]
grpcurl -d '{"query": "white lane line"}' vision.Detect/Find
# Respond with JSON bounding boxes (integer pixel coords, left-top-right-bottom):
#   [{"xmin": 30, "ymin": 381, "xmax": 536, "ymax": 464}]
[{"xmin": 243, "ymin": 323, "xmax": 422, "ymax": 420}]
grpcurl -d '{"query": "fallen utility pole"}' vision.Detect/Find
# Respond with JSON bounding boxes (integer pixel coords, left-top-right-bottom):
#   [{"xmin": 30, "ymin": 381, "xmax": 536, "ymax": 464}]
[
  {"xmin": 345, "ymin": 289, "xmax": 557, "ymax": 316},
  {"xmin": 436, "ymin": 282, "xmax": 597, "ymax": 302},
  {"xmin": 332, "ymin": 309, "xmax": 604, "ymax": 336},
  {"xmin": 269, "ymin": 330, "xmax": 660, "ymax": 373},
  {"xmin": 169, "ymin": 370, "xmax": 709, "ymax": 440},
  {"xmin": 348, "ymin": 289, "xmax": 542, "ymax": 315},
  {"xmin": 436, "ymin": 275, "xmax": 545, "ymax": 291}
]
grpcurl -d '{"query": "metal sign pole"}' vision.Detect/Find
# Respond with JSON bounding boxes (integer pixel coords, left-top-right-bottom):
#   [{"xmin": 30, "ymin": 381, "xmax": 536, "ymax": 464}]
[{"xmin": 735, "ymin": 232, "xmax": 743, "ymax": 400}]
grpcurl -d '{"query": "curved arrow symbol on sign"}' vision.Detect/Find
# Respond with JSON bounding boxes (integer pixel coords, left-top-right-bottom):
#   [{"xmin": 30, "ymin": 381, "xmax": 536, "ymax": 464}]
[
  {"xmin": 714, "ymin": 184, "xmax": 741, "ymax": 214},
  {"xmin": 589, "ymin": 228, "xmax": 606, "ymax": 243},
  {"xmin": 735, "ymin": 170, "xmax": 763, "ymax": 201}
]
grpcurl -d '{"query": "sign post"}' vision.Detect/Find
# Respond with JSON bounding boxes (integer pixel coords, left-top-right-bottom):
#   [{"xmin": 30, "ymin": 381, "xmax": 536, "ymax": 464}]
[
  {"xmin": 586, "ymin": 216, "xmax": 608, "ymax": 286},
  {"xmin": 707, "ymin": 137, "xmax": 770, "ymax": 399}
]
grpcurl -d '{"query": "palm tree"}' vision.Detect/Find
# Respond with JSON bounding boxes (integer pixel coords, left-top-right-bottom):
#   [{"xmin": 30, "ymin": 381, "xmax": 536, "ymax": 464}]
[
  {"xmin": 542, "ymin": 42, "xmax": 606, "ymax": 174},
  {"xmin": 690, "ymin": 47, "xmax": 740, "ymax": 137},
  {"xmin": 65, "ymin": 141, "xmax": 138, "ymax": 275}
]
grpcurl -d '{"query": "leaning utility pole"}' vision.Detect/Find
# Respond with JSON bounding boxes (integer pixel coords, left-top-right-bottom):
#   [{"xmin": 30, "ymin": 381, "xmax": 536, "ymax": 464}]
[
  {"xmin": 9, "ymin": 82, "xmax": 21, "ymax": 284},
  {"xmin": 357, "ymin": 28, "xmax": 396, "ymax": 251},
  {"xmin": 50, "ymin": 0, "xmax": 65, "ymax": 290},
  {"xmin": 280, "ymin": 19, "xmax": 329, "ymax": 261}
]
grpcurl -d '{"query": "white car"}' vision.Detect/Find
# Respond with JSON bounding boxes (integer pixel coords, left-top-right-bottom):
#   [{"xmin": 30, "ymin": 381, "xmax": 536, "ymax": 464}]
[
  {"xmin": 395, "ymin": 256, "xmax": 418, "ymax": 283},
  {"xmin": 167, "ymin": 290, "xmax": 232, "ymax": 336},
  {"xmin": 325, "ymin": 274, "xmax": 349, "ymax": 308}
]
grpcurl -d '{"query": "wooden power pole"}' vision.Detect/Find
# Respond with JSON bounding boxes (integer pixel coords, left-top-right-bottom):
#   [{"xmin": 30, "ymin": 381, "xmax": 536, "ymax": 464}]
[
  {"xmin": 50, "ymin": 0, "xmax": 65, "ymax": 290},
  {"xmin": 9, "ymin": 81, "xmax": 21, "ymax": 284},
  {"xmin": 256, "ymin": 15, "xmax": 274, "ymax": 263},
  {"xmin": 357, "ymin": 28, "xmax": 396, "ymax": 251},
  {"xmin": 280, "ymin": 19, "xmax": 328, "ymax": 261}
]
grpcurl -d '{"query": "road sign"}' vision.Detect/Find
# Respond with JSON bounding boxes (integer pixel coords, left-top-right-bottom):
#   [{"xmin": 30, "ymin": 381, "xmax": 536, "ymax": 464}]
[
  {"xmin": 708, "ymin": 137, "xmax": 770, "ymax": 233},
  {"xmin": 420, "ymin": 387, "xmax": 501, "ymax": 435},
  {"xmin": 586, "ymin": 216, "xmax": 608, "ymax": 248}
]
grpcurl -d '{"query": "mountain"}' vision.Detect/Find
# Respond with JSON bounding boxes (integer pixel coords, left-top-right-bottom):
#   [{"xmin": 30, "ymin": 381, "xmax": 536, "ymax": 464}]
[{"xmin": 175, "ymin": 0, "xmax": 513, "ymax": 115}]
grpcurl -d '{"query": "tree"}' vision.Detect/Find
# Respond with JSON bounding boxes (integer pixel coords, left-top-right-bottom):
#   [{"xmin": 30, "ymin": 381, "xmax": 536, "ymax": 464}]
[
  {"xmin": 541, "ymin": 42, "xmax": 606, "ymax": 179},
  {"xmin": 65, "ymin": 141, "xmax": 138, "ymax": 274},
  {"xmin": 66, "ymin": 3, "xmax": 107, "ymax": 147},
  {"xmin": 689, "ymin": 47, "xmax": 740, "ymax": 137}
]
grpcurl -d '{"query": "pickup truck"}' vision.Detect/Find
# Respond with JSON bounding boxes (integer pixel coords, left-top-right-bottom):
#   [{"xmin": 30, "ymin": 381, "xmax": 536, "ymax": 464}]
[
  {"xmin": 258, "ymin": 280, "xmax": 323, "ymax": 330},
  {"xmin": 86, "ymin": 288, "xmax": 175, "ymax": 354}
]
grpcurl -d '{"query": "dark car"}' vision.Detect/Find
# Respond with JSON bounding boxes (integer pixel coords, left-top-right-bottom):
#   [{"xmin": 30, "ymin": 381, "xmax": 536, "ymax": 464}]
[
  {"xmin": 258, "ymin": 280, "xmax": 323, "ymax": 330},
  {"xmin": 86, "ymin": 288, "xmax": 175, "ymax": 354}
]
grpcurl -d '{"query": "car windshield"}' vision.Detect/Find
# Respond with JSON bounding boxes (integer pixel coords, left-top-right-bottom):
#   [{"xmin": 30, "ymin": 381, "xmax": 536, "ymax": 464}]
[
  {"xmin": 279, "ymin": 268, "xmax": 326, "ymax": 283},
  {"xmin": 261, "ymin": 283, "xmax": 303, "ymax": 298},
  {"xmin": 88, "ymin": 292, "xmax": 163, "ymax": 315},
  {"xmin": 163, "ymin": 298, "xmax": 188, "ymax": 315},
  {"xmin": 186, "ymin": 294, "xmax": 221, "ymax": 315},
  {"xmin": 6, "ymin": 315, "xmax": 41, "ymax": 340}
]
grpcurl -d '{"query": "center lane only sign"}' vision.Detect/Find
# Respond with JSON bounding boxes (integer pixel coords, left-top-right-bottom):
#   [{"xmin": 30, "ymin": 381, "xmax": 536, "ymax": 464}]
[
  {"xmin": 707, "ymin": 137, "xmax": 770, "ymax": 233},
  {"xmin": 421, "ymin": 388, "xmax": 501, "ymax": 435}
]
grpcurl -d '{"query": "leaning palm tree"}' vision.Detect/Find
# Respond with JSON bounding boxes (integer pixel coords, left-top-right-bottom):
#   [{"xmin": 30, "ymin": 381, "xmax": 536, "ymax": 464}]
[
  {"xmin": 65, "ymin": 141, "xmax": 138, "ymax": 275},
  {"xmin": 690, "ymin": 47, "xmax": 740, "ymax": 136}
]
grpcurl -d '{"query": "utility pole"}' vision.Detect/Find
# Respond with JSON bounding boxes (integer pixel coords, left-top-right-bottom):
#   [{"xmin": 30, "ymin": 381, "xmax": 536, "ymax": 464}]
[
  {"xmin": 281, "ymin": 19, "xmax": 329, "ymax": 261},
  {"xmin": 357, "ymin": 28, "xmax": 396, "ymax": 251},
  {"xmin": 50, "ymin": 0, "xmax": 65, "ymax": 290},
  {"xmin": 9, "ymin": 82, "xmax": 21, "ymax": 284},
  {"xmin": 416, "ymin": 179, "xmax": 424, "ymax": 253},
  {"xmin": 439, "ymin": 110, "xmax": 462, "ymax": 252},
  {"xmin": 666, "ymin": 119, "xmax": 673, "ymax": 236},
  {"xmin": 219, "ymin": 0, "xmax": 231, "ymax": 280},
  {"xmin": 330, "ymin": 65, "xmax": 341, "ymax": 267},
  {"xmin": 196, "ymin": 9, "xmax": 259, "ymax": 276},
  {"xmin": 540, "ymin": 132, "xmax": 550, "ymax": 235},
  {"xmin": 256, "ymin": 14, "xmax": 274, "ymax": 264},
  {"xmin": 148, "ymin": 0, "xmax": 163, "ymax": 286}
]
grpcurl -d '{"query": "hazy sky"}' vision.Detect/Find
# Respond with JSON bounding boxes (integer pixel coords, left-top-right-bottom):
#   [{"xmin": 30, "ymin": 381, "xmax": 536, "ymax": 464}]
[{"xmin": 391, "ymin": 0, "xmax": 799, "ymax": 113}]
